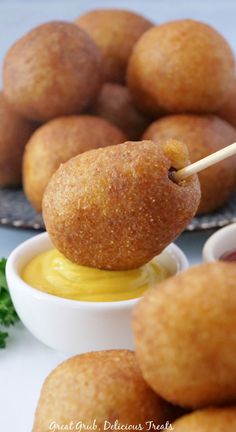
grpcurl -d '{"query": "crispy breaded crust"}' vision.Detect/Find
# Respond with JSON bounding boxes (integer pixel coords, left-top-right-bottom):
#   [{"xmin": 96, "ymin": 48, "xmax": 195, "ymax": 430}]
[
  {"xmin": 3, "ymin": 21, "xmax": 102, "ymax": 122},
  {"xmin": 43, "ymin": 139, "xmax": 200, "ymax": 270},
  {"xmin": 0, "ymin": 92, "xmax": 35, "ymax": 186},
  {"xmin": 173, "ymin": 406, "xmax": 236, "ymax": 431},
  {"xmin": 23, "ymin": 115, "xmax": 126, "ymax": 212},
  {"xmin": 133, "ymin": 262, "xmax": 236, "ymax": 408},
  {"xmin": 33, "ymin": 350, "xmax": 175, "ymax": 431},
  {"xmin": 217, "ymin": 77, "xmax": 236, "ymax": 128},
  {"xmin": 75, "ymin": 9, "xmax": 153, "ymax": 84},
  {"xmin": 127, "ymin": 20, "xmax": 235, "ymax": 116},
  {"xmin": 90, "ymin": 83, "xmax": 150, "ymax": 140},
  {"xmin": 143, "ymin": 114, "xmax": 236, "ymax": 214}
]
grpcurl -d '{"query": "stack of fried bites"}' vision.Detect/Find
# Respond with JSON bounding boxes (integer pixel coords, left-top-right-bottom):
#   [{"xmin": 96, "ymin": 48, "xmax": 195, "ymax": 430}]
[
  {"xmin": 1, "ymin": 9, "xmax": 236, "ymax": 216},
  {"xmin": 32, "ymin": 263, "xmax": 236, "ymax": 431}
]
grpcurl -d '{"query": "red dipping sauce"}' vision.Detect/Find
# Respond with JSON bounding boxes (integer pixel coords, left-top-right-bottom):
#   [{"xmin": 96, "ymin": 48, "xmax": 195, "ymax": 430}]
[{"xmin": 221, "ymin": 250, "xmax": 236, "ymax": 262}]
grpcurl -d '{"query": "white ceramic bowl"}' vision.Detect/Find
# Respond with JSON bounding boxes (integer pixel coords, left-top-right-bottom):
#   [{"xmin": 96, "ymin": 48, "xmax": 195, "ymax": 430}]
[
  {"xmin": 203, "ymin": 223, "xmax": 236, "ymax": 262},
  {"xmin": 6, "ymin": 232, "xmax": 189, "ymax": 355}
]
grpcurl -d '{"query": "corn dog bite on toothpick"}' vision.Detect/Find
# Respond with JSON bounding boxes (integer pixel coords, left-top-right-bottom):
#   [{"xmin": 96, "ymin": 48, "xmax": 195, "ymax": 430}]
[{"xmin": 43, "ymin": 139, "xmax": 200, "ymax": 270}]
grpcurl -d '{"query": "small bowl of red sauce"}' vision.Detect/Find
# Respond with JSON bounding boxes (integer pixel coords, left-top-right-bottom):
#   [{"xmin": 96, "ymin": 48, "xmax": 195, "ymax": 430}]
[{"xmin": 203, "ymin": 223, "xmax": 236, "ymax": 263}]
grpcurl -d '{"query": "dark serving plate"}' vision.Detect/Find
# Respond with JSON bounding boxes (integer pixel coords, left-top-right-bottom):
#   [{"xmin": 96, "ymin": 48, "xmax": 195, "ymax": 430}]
[{"xmin": 0, "ymin": 188, "xmax": 236, "ymax": 232}]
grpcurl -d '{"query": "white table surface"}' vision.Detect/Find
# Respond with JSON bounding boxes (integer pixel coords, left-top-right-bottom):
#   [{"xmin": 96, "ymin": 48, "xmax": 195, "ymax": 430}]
[{"xmin": 0, "ymin": 0, "xmax": 235, "ymax": 430}]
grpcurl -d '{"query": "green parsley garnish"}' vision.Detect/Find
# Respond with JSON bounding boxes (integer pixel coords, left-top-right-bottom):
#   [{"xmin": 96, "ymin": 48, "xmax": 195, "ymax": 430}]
[{"xmin": 0, "ymin": 258, "xmax": 19, "ymax": 348}]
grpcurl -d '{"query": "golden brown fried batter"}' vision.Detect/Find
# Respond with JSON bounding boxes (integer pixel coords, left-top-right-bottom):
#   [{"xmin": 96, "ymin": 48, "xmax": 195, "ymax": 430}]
[
  {"xmin": 143, "ymin": 114, "xmax": 236, "ymax": 214},
  {"xmin": 173, "ymin": 406, "xmax": 236, "ymax": 431},
  {"xmin": 0, "ymin": 92, "xmax": 36, "ymax": 186},
  {"xmin": 3, "ymin": 21, "xmax": 102, "ymax": 122},
  {"xmin": 75, "ymin": 9, "xmax": 153, "ymax": 83},
  {"xmin": 217, "ymin": 77, "xmax": 236, "ymax": 127},
  {"xmin": 127, "ymin": 20, "xmax": 235, "ymax": 116},
  {"xmin": 23, "ymin": 115, "xmax": 126, "ymax": 212},
  {"xmin": 133, "ymin": 262, "xmax": 236, "ymax": 409},
  {"xmin": 43, "ymin": 139, "xmax": 200, "ymax": 270},
  {"xmin": 33, "ymin": 350, "xmax": 176, "ymax": 432},
  {"xmin": 90, "ymin": 83, "xmax": 150, "ymax": 140}
]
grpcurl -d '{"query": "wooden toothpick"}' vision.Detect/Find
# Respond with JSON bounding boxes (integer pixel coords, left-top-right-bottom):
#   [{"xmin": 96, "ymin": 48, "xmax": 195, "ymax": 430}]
[{"xmin": 172, "ymin": 142, "xmax": 236, "ymax": 182}]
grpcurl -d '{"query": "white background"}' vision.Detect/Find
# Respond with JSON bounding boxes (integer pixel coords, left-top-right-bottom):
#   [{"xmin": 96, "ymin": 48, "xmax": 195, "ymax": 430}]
[{"xmin": 0, "ymin": 0, "xmax": 235, "ymax": 430}]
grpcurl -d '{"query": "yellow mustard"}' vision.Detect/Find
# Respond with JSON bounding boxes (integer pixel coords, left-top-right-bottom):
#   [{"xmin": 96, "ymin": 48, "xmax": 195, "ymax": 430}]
[{"xmin": 22, "ymin": 249, "xmax": 170, "ymax": 302}]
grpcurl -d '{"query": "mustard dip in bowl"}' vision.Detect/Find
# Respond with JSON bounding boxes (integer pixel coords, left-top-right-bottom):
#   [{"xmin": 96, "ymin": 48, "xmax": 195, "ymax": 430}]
[{"xmin": 6, "ymin": 232, "xmax": 188, "ymax": 355}]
